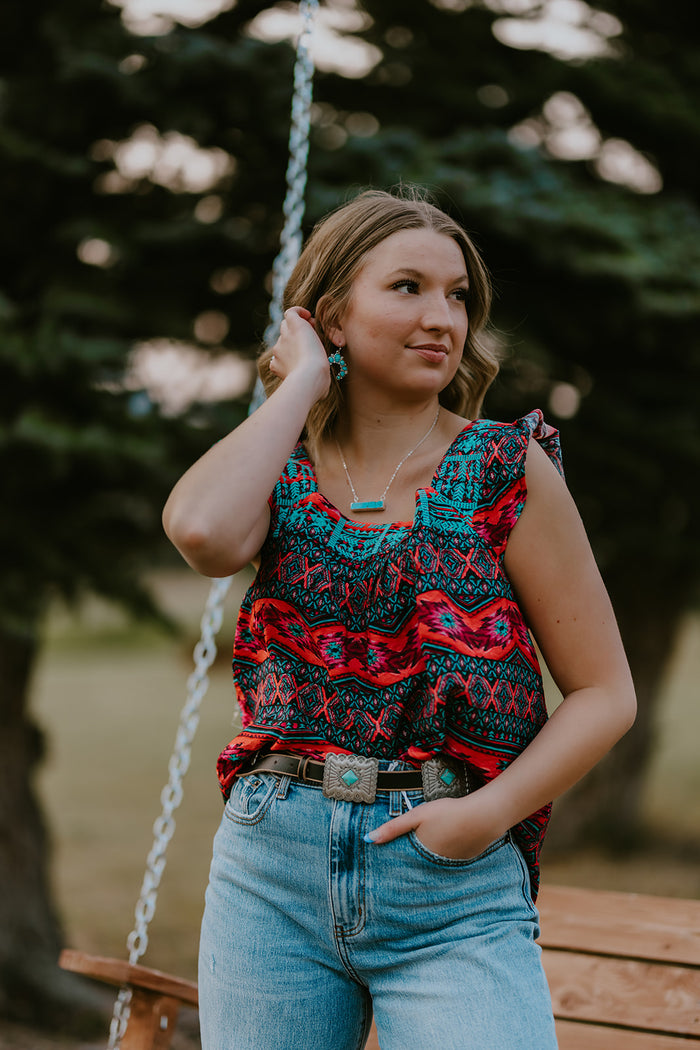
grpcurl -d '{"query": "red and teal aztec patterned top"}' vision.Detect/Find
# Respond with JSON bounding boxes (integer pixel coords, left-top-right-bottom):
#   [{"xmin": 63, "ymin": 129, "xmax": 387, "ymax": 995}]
[{"xmin": 217, "ymin": 409, "xmax": 563, "ymax": 897}]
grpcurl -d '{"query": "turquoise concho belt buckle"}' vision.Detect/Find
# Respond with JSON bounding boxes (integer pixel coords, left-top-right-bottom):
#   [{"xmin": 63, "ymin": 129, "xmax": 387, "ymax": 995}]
[
  {"xmin": 323, "ymin": 754, "xmax": 379, "ymax": 803},
  {"xmin": 421, "ymin": 758, "xmax": 468, "ymax": 802}
]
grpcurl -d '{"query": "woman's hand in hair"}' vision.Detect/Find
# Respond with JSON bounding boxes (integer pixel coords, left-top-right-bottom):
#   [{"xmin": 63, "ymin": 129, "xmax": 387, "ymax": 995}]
[
  {"xmin": 269, "ymin": 307, "xmax": 331, "ymax": 402},
  {"xmin": 163, "ymin": 305, "xmax": 332, "ymax": 577}
]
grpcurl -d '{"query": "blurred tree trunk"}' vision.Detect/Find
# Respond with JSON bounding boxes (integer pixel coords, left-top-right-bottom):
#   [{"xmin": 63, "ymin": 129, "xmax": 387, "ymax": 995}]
[
  {"xmin": 546, "ymin": 580, "xmax": 684, "ymax": 852},
  {"xmin": 0, "ymin": 628, "xmax": 104, "ymax": 1025}
]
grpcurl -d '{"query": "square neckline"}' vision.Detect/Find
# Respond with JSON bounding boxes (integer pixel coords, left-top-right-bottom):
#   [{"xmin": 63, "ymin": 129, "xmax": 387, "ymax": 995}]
[{"xmin": 298, "ymin": 419, "xmax": 479, "ymax": 530}]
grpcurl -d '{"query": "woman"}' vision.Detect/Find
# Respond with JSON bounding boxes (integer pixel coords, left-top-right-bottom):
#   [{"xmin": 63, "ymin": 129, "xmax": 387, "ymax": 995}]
[{"xmin": 163, "ymin": 188, "xmax": 636, "ymax": 1049}]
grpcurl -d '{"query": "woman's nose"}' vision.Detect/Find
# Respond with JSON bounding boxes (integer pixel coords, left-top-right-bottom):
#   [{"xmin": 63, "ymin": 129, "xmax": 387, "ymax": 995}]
[{"xmin": 420, "ymin": 294, "xmax": 454, "ymax": 331}]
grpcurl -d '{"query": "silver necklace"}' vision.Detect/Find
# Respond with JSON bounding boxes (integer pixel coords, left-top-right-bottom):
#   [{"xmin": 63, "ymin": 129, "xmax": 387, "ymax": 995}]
[{"xmin": 335, "ymin": 407, "xmax": 441, "ymax": 512}]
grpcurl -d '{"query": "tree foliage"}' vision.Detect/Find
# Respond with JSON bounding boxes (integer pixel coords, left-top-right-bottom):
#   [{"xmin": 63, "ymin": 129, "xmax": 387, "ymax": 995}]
[
  {"xmin": 0, "ymin": 0, "xmax": 280, "ymax": 1022},
  {"xmin": 0, "ymin": 0, "xmax": 698, "ymax": 1022}
]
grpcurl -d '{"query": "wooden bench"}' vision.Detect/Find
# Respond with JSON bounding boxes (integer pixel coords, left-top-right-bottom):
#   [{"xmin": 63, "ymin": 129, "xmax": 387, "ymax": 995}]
[
  {"xmin": 60, "ymin": 884, "xmax": 700, "ymax": 1048},
  {"xmin": 536, "ymin": 884, "xmax": 700, "ymax": 1048}
]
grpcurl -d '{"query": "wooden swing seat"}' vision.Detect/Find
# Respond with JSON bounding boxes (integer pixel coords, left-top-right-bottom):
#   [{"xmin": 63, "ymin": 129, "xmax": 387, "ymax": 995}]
[
  {"xmin": 59, "ymin": 949, "xmax": 197, "ymax": 1050},
  {"xmin": 60, "ymin": 882, "xmax": 700, "ymax": 1049}
]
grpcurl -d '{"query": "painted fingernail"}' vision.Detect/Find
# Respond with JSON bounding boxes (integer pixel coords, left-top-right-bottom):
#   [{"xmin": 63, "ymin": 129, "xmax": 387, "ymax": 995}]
[{"xmin": 364, "ymin": 831, "xmax": 378, "ymax": 843}]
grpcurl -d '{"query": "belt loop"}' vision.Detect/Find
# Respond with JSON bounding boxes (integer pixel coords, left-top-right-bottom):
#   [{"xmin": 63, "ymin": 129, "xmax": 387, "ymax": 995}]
[
  {"xmin": 276, "ymin": 774, "xmax": 291, "ymax": 799},
  {"xmin": 463, "ymin": 762, "xmax": 471, "ymax": 794}
]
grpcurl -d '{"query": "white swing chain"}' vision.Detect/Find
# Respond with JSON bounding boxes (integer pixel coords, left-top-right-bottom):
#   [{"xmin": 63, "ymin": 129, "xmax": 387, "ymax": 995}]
[
  {"xmin": 107, "ymin": 2, "xmax": 318, "ymax": 1046},
  {"xmin": 107, "ymin": 576, "xmax": 231, "ymax": 1048},
  {"xmin": 254, "ymin": 0, "xmax": 318, "ymax": 408}
]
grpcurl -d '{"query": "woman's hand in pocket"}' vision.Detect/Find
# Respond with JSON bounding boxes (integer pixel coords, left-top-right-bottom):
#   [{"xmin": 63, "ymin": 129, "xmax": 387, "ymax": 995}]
[{"xmin": 365, "ymin": 791, "xmax": 508, "ymax": 862}]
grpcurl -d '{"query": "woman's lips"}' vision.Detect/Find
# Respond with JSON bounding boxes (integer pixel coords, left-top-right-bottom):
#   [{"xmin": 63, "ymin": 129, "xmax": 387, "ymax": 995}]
[{"xmin": 410, "ymin": 344, "xmax": 448, "ymax": 363}]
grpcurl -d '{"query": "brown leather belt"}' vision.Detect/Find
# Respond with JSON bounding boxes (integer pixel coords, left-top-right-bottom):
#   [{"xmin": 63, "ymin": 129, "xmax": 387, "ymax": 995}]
[{"xmin": 238, "ymin": 752, "xmax": 472, "ymax": 804}]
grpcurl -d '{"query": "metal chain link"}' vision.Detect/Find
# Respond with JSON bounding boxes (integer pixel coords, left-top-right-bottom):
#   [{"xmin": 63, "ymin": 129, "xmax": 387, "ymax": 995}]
[
  {"xmin": 106, "ymin": 3, "xmax": 318, "ymax": 1045},
  {"xmin": 107, "ymin": 576, "xmax": 231, "ymax": 1047},
  {"xmin": 253, "ymin": 0, "xmax": 319, "ymax": 410}
]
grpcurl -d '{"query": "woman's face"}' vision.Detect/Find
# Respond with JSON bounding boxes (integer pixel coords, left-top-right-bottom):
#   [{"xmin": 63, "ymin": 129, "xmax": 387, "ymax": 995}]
[{"xmin": 329, "ymin": 227, "xmax": 469, "ymax": 400}]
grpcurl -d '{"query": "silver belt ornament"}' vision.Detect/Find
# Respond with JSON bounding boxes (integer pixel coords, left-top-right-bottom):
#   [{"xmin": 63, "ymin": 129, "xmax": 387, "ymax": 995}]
[
  {"xmin": 421, "ymin": 757, "xmax": 469, "ymax": 802},
  {"xmin": 322, "ymin": 753, "xmax": 469, "ymax": 804}
]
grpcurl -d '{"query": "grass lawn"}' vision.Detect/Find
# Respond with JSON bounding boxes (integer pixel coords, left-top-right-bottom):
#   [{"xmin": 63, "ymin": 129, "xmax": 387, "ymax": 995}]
[{"xmin": 31, "ymin": 568, "xmax": 700, "ymax": 986}]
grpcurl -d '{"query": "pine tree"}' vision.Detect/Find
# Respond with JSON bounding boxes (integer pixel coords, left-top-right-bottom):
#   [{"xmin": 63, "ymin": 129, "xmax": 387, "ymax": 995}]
[{"xmin": 0, "ymin": 0, "xmax": 288, "ymax": 1022}]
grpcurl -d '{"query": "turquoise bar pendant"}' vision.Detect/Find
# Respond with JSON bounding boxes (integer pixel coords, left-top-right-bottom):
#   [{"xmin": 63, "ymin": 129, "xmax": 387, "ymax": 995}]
[{"xmin": 350, "ymin": 500, "xmax": 384, "ymax": 512}]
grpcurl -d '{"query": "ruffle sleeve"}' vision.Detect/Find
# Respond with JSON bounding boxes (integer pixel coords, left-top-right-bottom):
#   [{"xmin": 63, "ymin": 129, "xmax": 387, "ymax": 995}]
[{"xmin": 470, "ymin": 410, "xmax": 562, "ymax": 556}]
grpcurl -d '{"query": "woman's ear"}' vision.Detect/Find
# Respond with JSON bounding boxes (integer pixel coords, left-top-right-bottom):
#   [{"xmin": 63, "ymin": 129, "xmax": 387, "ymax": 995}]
[{"xmin": 315, "ymin": 294, "xmax": 342, "ymax": 346}]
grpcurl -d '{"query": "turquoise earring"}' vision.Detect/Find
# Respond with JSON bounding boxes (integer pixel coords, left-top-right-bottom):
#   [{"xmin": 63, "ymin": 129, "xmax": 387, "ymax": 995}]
[{"xmin": 328, "ymin": 344, "xmax": 348, "ymax": 381}]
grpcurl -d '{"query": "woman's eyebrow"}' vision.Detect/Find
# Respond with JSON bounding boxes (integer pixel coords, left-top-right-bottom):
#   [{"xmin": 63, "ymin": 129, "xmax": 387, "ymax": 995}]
[{"xmin": 388, "ymin": 266, "xmax": 470, "ymax": 286}]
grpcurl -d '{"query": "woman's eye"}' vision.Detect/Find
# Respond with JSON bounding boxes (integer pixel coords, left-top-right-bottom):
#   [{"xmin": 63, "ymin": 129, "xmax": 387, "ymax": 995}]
[{"xmin": 390, "ymin": 280, "xmax": 468, "ymax": 302}]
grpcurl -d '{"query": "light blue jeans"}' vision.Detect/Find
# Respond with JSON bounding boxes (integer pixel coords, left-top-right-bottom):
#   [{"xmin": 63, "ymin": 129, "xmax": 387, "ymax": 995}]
[{"xmin": 199, "ymin": 766, "xmax": 557, "ymax": 1049}]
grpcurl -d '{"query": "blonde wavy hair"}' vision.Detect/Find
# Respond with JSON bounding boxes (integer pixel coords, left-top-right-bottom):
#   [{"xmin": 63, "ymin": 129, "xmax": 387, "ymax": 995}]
[{"xmin": 258, "ymin": 187, "xmax": 497, "ymax": 453}]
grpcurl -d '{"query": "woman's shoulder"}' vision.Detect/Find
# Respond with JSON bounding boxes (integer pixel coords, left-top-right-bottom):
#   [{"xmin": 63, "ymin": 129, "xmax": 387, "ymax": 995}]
[
  {"xmin": 472, "ymin": 410, "xmax": 563, "ymax": 475},
  {"xmin": 433, "ymin": 409, "xmax": 562, "ymax": 508},
  {"xmin": 470, "ymin": 408, "xmax": 553, "ymax": 437},
  {"xmin": 438, "ymin": 408, "xmax": 556, "ymax": 459}
]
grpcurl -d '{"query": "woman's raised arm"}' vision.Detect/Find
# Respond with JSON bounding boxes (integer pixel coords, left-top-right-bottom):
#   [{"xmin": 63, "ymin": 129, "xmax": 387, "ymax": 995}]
[{"xmin": 162, "ymin": 309, "xmax": 329, "ymax": 577}]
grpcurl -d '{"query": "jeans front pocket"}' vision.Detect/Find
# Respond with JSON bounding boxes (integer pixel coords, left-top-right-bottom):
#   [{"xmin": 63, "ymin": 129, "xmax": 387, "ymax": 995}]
[
  {"xmin": 224, "ymin": 773, "xmax": 279, "ymax": 826},
  {"xmin": 406, "ymin": 830, "xmax": 509, "ymax": 868}
]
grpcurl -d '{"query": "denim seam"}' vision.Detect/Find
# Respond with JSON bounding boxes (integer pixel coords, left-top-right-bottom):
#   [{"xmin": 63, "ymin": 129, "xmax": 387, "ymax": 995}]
[
  {"xmin": 407, "ymin": 831, "xmax": 509, "ymax": 868},
  {"xmin": 507, "ymin": 833, "xmax": 539, "ymax": 922},
  {"xmin": 326, "ymin": 803, "xmax": 361, "ymax": 982},
  {"xmin": 336, "ymin": 810, "xmax": 368, "ymax": 940},
  {"xmin": 353, "ymin": 995, "xmax": 373, "ymax": 1050},
  {"xmin": 333, "ymin": 927, "xmax": 368, "ymax": 985},
  {"xmin": 327, "ymin": 801, "xmax": 369, "ymax": 982}
]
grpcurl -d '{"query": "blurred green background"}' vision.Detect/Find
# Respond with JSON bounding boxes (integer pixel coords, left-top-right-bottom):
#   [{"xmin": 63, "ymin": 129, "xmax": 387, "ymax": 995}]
[{"xmin": 1, "ymin": 0, "xmax": 698, "ymax": 1032}]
